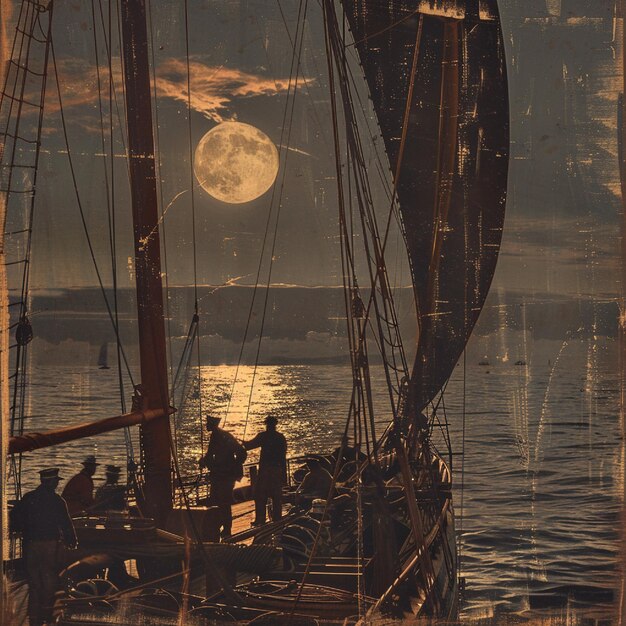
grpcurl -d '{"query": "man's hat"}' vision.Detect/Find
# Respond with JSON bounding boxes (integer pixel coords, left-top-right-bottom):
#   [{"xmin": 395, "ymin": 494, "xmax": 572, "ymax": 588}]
[
  {"xmin": 264, "ymin": 415, "xmax": 278, "ymax": 426},
  {"xmin": 39, "ymin": 468, "xmax": 62, "ymax": 482},
  {"xmin": 105, "ymin": 465, "xmax": 122, "ymax": 475},
  {"xmin": 82, "ymin": 455, "xmax": 99, "ymax": 466},
  {"xmin": 205, "ymin": 414, "xmax": 221, "ymax": 427}
]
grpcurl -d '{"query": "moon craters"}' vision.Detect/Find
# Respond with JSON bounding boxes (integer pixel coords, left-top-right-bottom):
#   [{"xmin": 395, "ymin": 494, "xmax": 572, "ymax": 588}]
[{"xmin": 194, "ymin": 122, "xmax": 279, "ymax": 204}]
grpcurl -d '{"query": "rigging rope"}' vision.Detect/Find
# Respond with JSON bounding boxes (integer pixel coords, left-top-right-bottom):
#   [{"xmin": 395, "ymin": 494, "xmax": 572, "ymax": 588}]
[
  {"xmin": 1, "ymin": 1, "xmax": 54, "ymax": 500},
  {"xmin": 275, "ymin": 0, "xmax": 331, "ymax": 148},
  {"xmin": 305, "ymin": 3, "xmax": 456, "ymax": 607},
  {"xmin": 320, "ymin": 0, "xmax": 378, "ymax": 468},
  {"xmin": 182, "ymin": 1, "xmax": 199, "ymax": 309},
  {"xmin": 183, "ymin": 0, "xmax": 205, "ymax": 453},
  {"xmin": 50, "ymin": 38, "xmax": 136, "ymax": 389},
  {"xmin": 325, "ymin": 6, "xmax": 410, "ymax": 433},
  {"xmin": 171, "ymin": 313, "xmax": 199, "ymax": 414},
  {"xmin": 109, "ymin": 0, "xmax": 134, "ymax": 460},
  {"xmin": 222, "ymin": 0, "xmax": 309, "ymax": 438},
  {"xmin": 239, "ymin": 10, "xmax": 311, "ymax": 439},
  {"xmin": 90, "ymin": 0, "xmax": 133, "ymax": 461},
  {"xmin": 331, "ymin": 12, "xmax": 425, "ymax": 399}
]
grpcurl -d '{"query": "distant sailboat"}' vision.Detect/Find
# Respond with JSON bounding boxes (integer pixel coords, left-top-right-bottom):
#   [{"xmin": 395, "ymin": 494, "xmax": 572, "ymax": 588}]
[{"xmin": 97, "ymin": 342, "xmax": 110, "ymax": 370}]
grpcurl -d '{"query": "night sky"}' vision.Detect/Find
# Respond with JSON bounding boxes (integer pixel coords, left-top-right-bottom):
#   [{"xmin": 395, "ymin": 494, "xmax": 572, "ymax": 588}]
[
  {"xmin": 4, "ymin": 0, "xmax": 622, "ymax": 305},
  {"xmin": 20, "ymin": 0, "xmax": 398, "ymax": 292}
]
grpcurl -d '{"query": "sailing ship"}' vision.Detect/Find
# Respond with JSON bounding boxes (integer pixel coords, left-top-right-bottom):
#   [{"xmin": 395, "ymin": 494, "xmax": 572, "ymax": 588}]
[
  {"xmin": 0, "ymin": 0, "xmax": 508, "ymax": 623},
  {"xmin": 97, "ymin": 342, "xmax": 110, "ymax": 370}
]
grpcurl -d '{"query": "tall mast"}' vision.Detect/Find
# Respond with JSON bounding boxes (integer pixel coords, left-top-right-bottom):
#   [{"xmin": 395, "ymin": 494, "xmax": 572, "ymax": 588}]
[
  {"xmin": 120, "ymin": 0, "xmax": 172, "ymax": 523},
  {"xmin": 616, "ymin": 0, "xmax": 626, "ymax": 626},
  {"xmin": 0, "ymin": 2, "xmax": 11, "ymax": 616}
]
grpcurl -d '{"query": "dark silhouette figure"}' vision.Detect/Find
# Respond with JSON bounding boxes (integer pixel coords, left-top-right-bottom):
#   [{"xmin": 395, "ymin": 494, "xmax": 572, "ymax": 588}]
[
  {"xmin": 94, "ymin": 465, "xmax": 126, "ymax": 512},
  {"xmin": 11, "ymin": 468, "xmax": 77, "ymax": 626},
  {"xmin": 200, "ymin": 415, "xmax": 247, "ymax": 538},
  {"xmin": 296, "ymin": 458, "xmax": 333, "ymax": 508},
  {"xmin": 244, "ymin": 415, "xmax": 287, "ymax": 525},
  {"xmin": 62, "ymin": 455, "xmax": 98, "ymax": 516}
]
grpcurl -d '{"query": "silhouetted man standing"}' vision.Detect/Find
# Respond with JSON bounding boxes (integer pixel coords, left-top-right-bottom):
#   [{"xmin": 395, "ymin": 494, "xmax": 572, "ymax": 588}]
[
  {"xmin": 11, "ymin": 468, "xmax": 77, "ymax": 626},
  {"xmin": 200, "ymin": 415, "xmax": 247, "ymax": 538},
  {"xmin": 244, "ymin": 415, "xmax": 287, "ymax": 525}
]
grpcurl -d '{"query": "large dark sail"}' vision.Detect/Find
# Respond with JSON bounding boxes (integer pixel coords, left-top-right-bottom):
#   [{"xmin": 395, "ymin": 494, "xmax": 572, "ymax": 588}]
[{"xmin": 340, "ymin": 0, "xmax": 509, "ymax": 410}]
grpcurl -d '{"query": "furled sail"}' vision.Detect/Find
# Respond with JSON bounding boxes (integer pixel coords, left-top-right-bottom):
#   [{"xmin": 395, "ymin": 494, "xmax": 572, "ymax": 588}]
[{"xmin": 340, "ymin": 0, "xmax": 509, "ymax": 410}]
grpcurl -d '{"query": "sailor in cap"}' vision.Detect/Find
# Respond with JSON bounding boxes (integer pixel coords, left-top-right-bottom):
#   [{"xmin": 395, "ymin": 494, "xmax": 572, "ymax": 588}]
[
  {"xmin": 243, "ymin": 415, "xmax": 288, "ymax": 525},
  {"xmin": 10, "ymin": 467, "xmax": 76, "ymax": 626},
  {"xmin": 62, "ymin": 454, "xmax": 99, "ymax": 516},
  {"xmin": 199, "ymin": 414, "xmax": 247, "ymax": 538},
  {"xmin": 94, "ymin": 465, "xmax": 127, "ymax": 513}
]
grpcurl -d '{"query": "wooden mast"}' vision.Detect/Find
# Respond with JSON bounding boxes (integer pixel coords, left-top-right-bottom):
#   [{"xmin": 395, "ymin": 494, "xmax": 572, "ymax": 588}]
[
  {"xmin": 120, "ymin": 0, "xmax": 172, "ymax": 524},
  {"xmin": 619, "ymin": 2, "xmax": 626, "ymax": 623},
  {"xmin": 619, "ymin": 2, "xmax": 626, "ymax": 624},
  {"xmin": 0, "ymin": 2, "xmax": 11, "ymax": 618}
]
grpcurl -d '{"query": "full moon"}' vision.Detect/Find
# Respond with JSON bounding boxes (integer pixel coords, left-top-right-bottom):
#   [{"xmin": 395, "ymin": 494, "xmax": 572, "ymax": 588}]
[{"xmin": 194, "ymin": 122, "xmax": 279, "ymax": 204}]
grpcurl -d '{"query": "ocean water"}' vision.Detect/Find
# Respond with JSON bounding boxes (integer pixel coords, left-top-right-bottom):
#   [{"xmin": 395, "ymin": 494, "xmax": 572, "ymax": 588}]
[
  {"xmin": 15, "ymin": 335, "xmax": 622, "ymax": 622},
  {"xmin": 446, "ymin": 337, "xmax": 621, "ymax": 622}
]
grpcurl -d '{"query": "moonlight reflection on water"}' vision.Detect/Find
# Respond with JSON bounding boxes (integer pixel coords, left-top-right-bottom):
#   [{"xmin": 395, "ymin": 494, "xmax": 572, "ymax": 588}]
[{"xmin": 19, "ymin": 337, "xmax": 621, "ymax": 620}]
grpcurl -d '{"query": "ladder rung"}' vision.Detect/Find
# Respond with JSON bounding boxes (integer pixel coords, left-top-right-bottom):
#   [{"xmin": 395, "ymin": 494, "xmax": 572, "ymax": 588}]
[
  {"xmin": 0, "ymin": 92, "xmax": 42, "ymax": 109},
  {"xmin": 4, "ymin": 228, "xmax": 31, "ymax": 237},
  {"xmin": 22, "ymin": 0, "xmax": 50, "ymax": 12},
  {"xmin": 0, "ymin": 189, "xmax": 35, "ymax": 195},
  {"xmin": 14, "ymin": 29, "xmax": 49, "ymax": 46},
  {"xmin": 8, "ymin": 301, "xmax": 24, "ymax": 307},
  {"xmin": 5, "ymin": 259, "xmax": 28, "ymax": 266},
  {"xmin": 8, "ymin": 58, "xmax": 46, "ymax": 77},
  {"xmin": 3, "ymin": 131, "xmax": 40, "ymax": 145}
]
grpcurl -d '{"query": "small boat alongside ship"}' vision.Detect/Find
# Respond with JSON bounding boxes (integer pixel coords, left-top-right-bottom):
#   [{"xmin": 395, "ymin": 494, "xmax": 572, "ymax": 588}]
[{"xmin": 0, "ymin": 0, "xmax": 509, "ymax": 623}]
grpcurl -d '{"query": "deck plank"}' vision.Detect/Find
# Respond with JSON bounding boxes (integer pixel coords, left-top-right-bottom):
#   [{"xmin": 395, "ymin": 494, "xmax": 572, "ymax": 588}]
[{"xmin": 231, "ymin": 500, "xmax": 256, "ymax": 536}]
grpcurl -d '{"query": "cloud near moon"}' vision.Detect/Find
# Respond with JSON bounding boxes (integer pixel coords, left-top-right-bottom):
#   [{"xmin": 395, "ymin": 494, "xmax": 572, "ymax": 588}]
[
  {"xmin": 157, "ymin": 59, "xmax": 300, "ymax": 123},
  {"xmin": 41, "ymin": 57, "xmax": 308, "ymax": 130}
]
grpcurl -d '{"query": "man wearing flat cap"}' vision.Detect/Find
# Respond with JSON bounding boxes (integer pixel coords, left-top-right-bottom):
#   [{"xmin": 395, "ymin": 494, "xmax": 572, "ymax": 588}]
[
  {"xmin": 10, "ymin": 467, "xmax": 76, "ymax": 626},
  {"xmin": 199, "ymin": 415, "xmax": 247, "ymax": 538},
  {"xmin": 94, "ymin": 465, "xmax": 126, "ymax": 512},
  {"xmin": 62, "ymin": 455, "xmax": 99, "ymax": 516},
  {"xmin": 244, "ymin": 415, "xmax": 287, "ymax": 525}
]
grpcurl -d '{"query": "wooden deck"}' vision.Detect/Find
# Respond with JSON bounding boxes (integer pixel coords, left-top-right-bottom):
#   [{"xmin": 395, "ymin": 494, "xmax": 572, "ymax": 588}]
[
  {"xmin": 231, "ymin": 500, "xmax": 256, "ymax": 539},
  {"xmin": 228, "ymin": 500, "xmax": 295, "ymax": 544}
]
